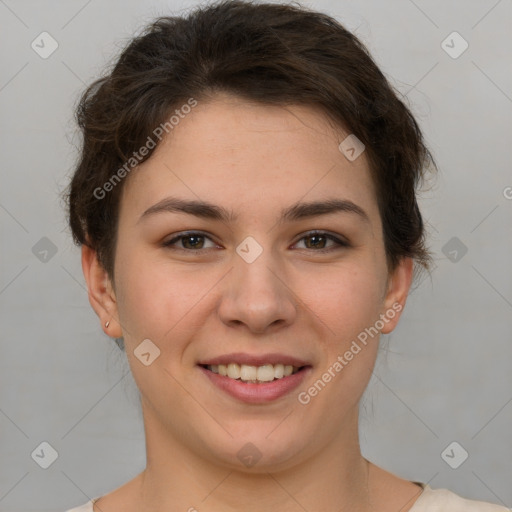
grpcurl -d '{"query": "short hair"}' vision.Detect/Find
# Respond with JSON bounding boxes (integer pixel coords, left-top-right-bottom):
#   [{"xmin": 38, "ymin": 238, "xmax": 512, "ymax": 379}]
[{"xmin": 65, "ymin": 0, "xmax": 437, "ymax": 284}]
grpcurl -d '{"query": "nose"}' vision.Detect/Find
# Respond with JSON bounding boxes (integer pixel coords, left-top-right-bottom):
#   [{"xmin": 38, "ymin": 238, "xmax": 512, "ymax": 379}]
[{"xmin": 217, "ymin": 248, "xmax": 297, "ymax": 335}]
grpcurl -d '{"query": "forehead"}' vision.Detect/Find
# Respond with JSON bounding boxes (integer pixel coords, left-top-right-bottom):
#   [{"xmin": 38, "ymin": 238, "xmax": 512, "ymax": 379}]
[{"xmin": 119, "ymin": 94, "xmax": 379, "ymax": 225}]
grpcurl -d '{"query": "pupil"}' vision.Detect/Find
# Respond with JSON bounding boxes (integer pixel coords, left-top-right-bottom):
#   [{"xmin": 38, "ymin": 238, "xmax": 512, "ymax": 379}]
[
  {"xmin": 306, "ymin": 234, "xmax": 325, "ymax": 249},
  {"xmin": 184, "ymin": 235, "xmax": 203, "ymax": 249}
]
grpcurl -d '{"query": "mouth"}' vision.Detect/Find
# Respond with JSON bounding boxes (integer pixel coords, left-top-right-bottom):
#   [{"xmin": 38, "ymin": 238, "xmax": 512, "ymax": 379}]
[
  {"xmin": 199, "ymin": 363, "xmax": 307, "ymax": 383},
  {"xmin": 197, "ymin": 362, "xmax": 312, "ymax": 403},
  {"xmin": 196, "ymin": 353, "xmax": 312, "ymax": 403}
]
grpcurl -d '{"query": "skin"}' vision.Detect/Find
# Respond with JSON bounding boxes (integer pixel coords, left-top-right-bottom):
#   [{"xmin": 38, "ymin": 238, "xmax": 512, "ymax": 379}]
[{"xmin": 82, "ymin": 93, "xmax": 423, "ymax": 512}]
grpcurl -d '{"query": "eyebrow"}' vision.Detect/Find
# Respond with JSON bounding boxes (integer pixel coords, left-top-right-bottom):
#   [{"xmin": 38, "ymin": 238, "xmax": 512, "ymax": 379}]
[{"xmin": 138, "ymin": 196, "xmax": 370, "ymax": 225}]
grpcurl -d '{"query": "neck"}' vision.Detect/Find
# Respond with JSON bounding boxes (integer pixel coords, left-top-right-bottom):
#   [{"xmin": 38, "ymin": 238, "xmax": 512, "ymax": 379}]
[{"xmin": 135, "ymin": 402, "xmax": 373, "ymax": 512}]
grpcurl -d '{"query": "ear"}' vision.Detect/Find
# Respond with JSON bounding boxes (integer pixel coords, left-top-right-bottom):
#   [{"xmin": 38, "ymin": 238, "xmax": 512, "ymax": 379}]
[
  {"xmin": 81, "ymin": 244, "xmax": 123, "ymax": 338},
  {"xmin": 379, "ymin": 257, "xmax": 414, "ymax": 335}
]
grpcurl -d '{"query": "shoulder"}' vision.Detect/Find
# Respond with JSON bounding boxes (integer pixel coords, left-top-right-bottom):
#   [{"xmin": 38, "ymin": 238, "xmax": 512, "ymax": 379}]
[
  {"xmin": 412, "ymin": 485, "xmax": 510, "ymax": 512},
  {"xmin": 64, "ymin": 498, "xmax": 96, "ymax": 512}
]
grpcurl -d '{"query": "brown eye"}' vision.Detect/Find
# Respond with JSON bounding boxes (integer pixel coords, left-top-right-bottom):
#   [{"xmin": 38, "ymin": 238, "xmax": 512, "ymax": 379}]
[
  {"xmin": 303, "ymin": 233, "xmax": 328, "ymax": 249},
  {"xmin": 163, "ymin": 232, "xmax": 217, "ymax": 251},
  {"xmin": 294, "ymin": 231, "xmax": 349, "ymax": 252}
]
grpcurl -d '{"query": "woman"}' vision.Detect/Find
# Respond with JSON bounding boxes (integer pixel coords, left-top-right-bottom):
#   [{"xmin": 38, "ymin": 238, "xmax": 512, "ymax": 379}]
[{"xmin": 64, "ymin": 1, "xmax": 509, "ymax": 510}]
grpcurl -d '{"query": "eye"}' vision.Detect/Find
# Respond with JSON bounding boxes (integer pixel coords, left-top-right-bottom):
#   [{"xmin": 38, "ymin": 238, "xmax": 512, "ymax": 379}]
[
  {"xmin": 162, "ymin": 230, "xmax": 350, "ymax": 253},
  {"xmin": 162, "ymin": 231, "xmax": 218, "ymax": 251},
  {"xmin": 293, "ymin": 231, "xmax": 349, "ymax": 252}
]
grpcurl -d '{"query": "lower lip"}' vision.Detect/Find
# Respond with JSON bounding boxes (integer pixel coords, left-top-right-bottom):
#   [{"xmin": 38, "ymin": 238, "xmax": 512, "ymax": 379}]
[{"xmin": 198, "ymin": 365, "xmax": 311, "ymax": 404}]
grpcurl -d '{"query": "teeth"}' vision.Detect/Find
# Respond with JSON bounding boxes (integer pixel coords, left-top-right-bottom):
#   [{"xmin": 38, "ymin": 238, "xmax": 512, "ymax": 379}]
[
  {"xmin": 240, "ymin": 364, "xmax": 258, "ymax": 381},
  {"xmin": 227, "ymin": 363, "xmax": 240, "ymax": 379},
  {"xmin": 206, "ymin": 363, "xmax": 301, "ymax": 382}
]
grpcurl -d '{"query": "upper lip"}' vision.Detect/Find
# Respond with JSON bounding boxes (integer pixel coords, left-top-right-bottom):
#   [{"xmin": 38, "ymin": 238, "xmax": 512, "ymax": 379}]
[{"xmin": 198, "ymin": 352, "xmax": 311, "ymax": 368}]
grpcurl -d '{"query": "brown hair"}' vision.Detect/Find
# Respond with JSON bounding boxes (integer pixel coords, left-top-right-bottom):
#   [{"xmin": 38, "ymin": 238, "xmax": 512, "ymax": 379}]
[{"xmin": 64, "ymin": 0, "xmax": 437, "ymax": 285}]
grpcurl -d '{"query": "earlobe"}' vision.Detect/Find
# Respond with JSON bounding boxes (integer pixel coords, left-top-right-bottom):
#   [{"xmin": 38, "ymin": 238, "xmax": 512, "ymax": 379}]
[
  {"xmin": 81, "ymin": 244, "xmax": 123, "ymax": 338},
  {"xmin": 380, "ymin": 257, "xmax": 414, "ymax": 335}
]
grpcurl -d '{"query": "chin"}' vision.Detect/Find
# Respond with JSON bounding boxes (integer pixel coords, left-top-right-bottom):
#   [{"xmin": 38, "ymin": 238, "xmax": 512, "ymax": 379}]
[{"xmin": 198, "ymin": 424, "xmax": 312, "ymax": 473}]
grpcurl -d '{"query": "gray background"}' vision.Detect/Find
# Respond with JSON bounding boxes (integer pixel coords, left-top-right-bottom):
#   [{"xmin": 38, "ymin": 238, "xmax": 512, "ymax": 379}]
[{"xmin": 1, "ymin": 0, "xmax": 511, "ymax": 510}]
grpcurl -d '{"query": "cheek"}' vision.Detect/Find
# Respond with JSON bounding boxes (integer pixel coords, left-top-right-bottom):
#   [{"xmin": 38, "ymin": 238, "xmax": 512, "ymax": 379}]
[
  {"xmin": 112, "ymin": 251, "xmax": 206, "ymax": 397},
  {"xmin": 303, "ymin": 263, "xmax": 386, "ymax": 340},
  {"xmin": 113, "ymin": 248, "xmax": 172, "ymax": 340},
  {"xmin": 113, "ymin": 248, "xmax": 215, "ymax": 348},
  {"xmin": 295, "ymin": 268, "xmax": 385, "ymax": 412}
]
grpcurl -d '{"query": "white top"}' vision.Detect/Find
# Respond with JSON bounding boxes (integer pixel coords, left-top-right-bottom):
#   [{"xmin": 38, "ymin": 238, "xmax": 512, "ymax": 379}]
[{"xmin": 65, "ymin": 483, "xmax": 510, "ymax": 511}]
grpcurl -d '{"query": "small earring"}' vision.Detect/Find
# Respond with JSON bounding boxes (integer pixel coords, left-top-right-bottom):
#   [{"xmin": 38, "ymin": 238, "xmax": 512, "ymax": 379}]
[{"xmin": 105, "ymin": 321, "xmax": 110, "ymax": 328}]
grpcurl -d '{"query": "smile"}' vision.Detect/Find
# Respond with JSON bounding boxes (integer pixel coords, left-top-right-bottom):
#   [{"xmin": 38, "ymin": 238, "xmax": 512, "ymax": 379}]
[
  {"xmin": 202, "ymin": 363, "xmax": 302, "ymax": 383},
  {"xmin": 198, "ymin": 363, "xmax": 312, "ymax": 404}
]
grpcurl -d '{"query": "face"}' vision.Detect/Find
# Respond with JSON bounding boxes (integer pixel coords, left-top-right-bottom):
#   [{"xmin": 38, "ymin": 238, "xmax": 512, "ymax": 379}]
[{"xmin": 83, "ymin": 93, "xmax": 412, "ymax": 472}]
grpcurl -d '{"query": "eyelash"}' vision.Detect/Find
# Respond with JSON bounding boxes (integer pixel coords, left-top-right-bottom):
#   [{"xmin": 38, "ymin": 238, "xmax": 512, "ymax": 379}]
[{"xmin": 162, "ymin": 230, "xmax": 350, "ymax": 253}]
